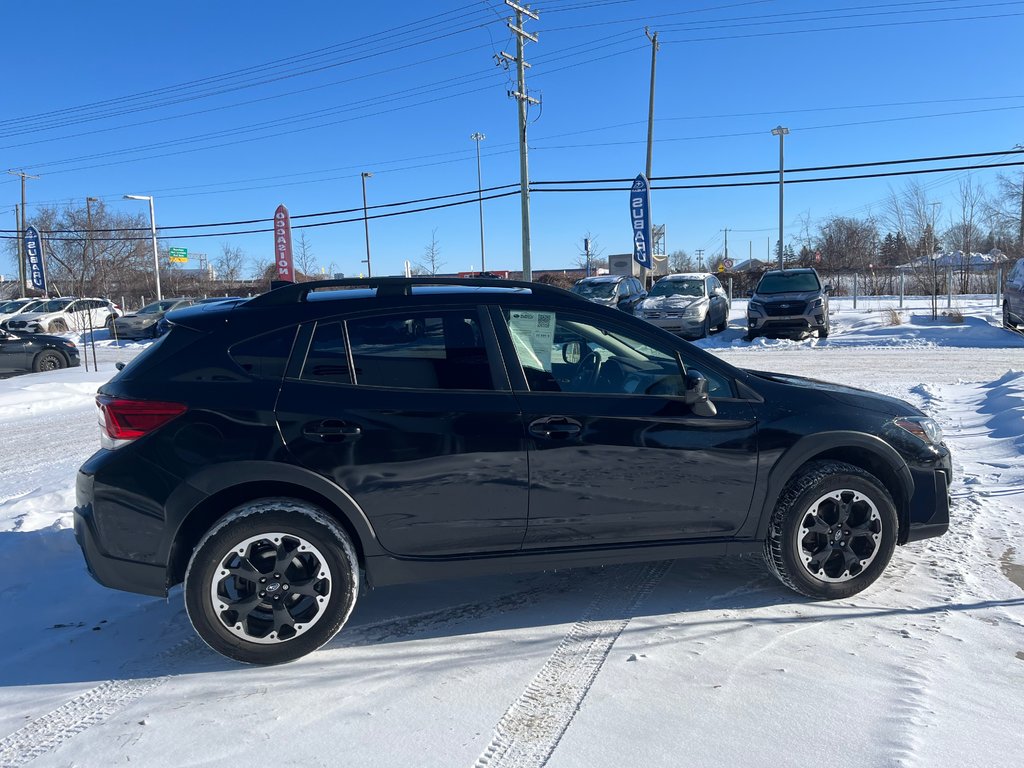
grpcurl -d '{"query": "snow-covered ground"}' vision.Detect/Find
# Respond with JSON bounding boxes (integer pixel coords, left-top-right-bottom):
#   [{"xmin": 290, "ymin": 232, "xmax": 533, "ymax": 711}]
[{"xmin": 1, "ymin": 297, "xmax": 1022, "ymax": 768}]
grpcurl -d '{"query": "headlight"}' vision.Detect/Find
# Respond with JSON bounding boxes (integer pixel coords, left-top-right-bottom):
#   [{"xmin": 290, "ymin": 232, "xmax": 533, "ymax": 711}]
[
  {"xmin": 810, "ymin": 298, "xmax": 824, "ymax": 309},
  {"xmin": 748, "ymin": 300, "xmax": 763, "ymax": 312},
  {"xmin": 62, "ymin": 341, "xmax": 77, "ymax": 348},
  {"xmin": 894, "ymin": 417, "xmax": 943, "ymax": 446},
  {"xmin": 685, "ymin": 302, "xmax": 707, "ymax": 318}
]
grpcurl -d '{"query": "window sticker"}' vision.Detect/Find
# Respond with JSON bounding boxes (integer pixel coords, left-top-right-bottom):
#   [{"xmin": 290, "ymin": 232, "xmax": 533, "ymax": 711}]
[{"xmin": 507, "ymin": 310, "xmax": 556, "ymax": 372}]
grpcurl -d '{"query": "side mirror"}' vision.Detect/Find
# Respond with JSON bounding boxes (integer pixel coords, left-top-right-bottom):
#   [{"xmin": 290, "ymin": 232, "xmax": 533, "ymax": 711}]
[
  {"xmin": 684, "ymin": 370, "xmax": 717, "ymax": 417},
  {"xmin": 745, "ymin": 290, "xmax": 754, "ymax": 297},
  {"xmin": 115, "ymin": 361, "xmax": 126, "ymax": 371},
  {"xmin": 823, "ymin": 283, "xmax": 833, "ymax": 294},
  {"xmin": 562, "ymin": 341, "xmax": 581, "ymax": 365}
]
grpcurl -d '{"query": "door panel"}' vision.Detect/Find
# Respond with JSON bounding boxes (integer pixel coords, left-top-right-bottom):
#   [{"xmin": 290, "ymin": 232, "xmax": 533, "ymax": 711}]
[
  {"xmin": 276, "ymin": 308, "xmax": 528, "ymax": 557},
  {"xmin": 496, "ymin": 305, "xmax": 758, "ymax": 548}
]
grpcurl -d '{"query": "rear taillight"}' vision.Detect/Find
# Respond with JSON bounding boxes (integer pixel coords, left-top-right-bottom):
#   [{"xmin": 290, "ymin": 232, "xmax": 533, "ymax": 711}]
[{"xmin": 97, "ymin": 395, "xmax": 187, "ymax": 448}]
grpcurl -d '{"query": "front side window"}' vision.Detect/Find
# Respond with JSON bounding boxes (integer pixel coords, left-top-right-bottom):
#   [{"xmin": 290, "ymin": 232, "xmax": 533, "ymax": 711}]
[
  {"xmin": 571, "ymin": 281, "xmax": 616, "ymax": 300},
  {"xmin": 301, "ymin": 310, "xmax": 494, "ymax": 391},
  {"xmin": 501, "ymin": 308, "xmax": 732, "ymax": 397}
]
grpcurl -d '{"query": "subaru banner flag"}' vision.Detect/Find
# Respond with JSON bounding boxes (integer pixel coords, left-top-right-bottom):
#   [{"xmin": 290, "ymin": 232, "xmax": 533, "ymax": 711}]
[
  {"xmin": 24, "ymin": 225, "xmax": 47, "ymax": 293},
  {"xmin": 630, "ymin": 174, "xmax": 652, "ymax": 269}
]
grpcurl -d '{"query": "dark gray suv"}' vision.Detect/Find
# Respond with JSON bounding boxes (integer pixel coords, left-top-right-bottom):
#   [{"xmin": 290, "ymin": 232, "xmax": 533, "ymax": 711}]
[{"xmin": 746, "ymin": 268, "xmax": 831, "ymax": 341}]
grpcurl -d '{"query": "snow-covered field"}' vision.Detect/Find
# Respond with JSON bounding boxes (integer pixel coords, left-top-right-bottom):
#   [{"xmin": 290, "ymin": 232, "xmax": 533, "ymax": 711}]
[{"xmin": 1, "ymin": 297, "xmax": 1023, "ymax": 768}]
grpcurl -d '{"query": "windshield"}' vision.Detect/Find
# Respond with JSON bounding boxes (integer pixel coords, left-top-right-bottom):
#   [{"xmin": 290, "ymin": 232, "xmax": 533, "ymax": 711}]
[
  {"xmin": 756, "ymin": 271, "xmax": 821, "ymax": 294},
  {"xmin": 31, "ymin": 298, "xmax": 73, "ymax": 313},
  {"xmin": 648, "ymin": 279, "xmax": 705, "ymax": 299},
  {"xmin": 571, "ymin": 281, "xmax": 616, "ymax": 299},
  {"xmin": 138, "ymin": 300, "xmax": 179, "ymax": 314},
  {"xmin": 0, "ymin": 300, "xmax": 27, "ymax": 313}
]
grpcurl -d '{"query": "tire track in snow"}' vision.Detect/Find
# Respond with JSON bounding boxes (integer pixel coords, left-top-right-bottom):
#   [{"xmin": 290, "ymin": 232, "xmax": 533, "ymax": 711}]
[
  {"xmin": 0, "ymin": 677, "xmax": 168, "ymax": 768},
  {"xmin": 474, "ymin": 561, "xmax": 671, "ymax": 768},
  {"xmin": 0, "ymin": 574, "xmax": 585, "ymax": 766}
]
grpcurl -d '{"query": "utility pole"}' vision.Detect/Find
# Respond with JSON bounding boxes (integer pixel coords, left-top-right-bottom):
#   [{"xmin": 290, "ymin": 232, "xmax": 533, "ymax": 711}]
[
  {"xmin": 14, "ymin": 206, "xmax": 23, "ymax": 297},
  {"xmin": 771, "ymin": 126, "xmax": 789, "ymax": 270},
  {"xmin": 502, "ymin": 1, "xmax": 539, "ymax": 281},
  {"xmin": 8, "ymin": 170, "xmax": 40, "ymax": 297},
  {"xmin": 695, "ymin": 249, "xmax": 705, "ymax": 271},
  {"xmin": 721, "ymin": 228, "xmax": 730, "ymax": 265},
  {"xmin": 643, "ymin": 27, "xmax": 659, "ymax": 288},
  {"xmin": 360, "ymin": 172, "xmax": 373, "ymax": 277},
  {"xmin": 471, "ymin": 132, "xmax": 487, "ymax": 272}
]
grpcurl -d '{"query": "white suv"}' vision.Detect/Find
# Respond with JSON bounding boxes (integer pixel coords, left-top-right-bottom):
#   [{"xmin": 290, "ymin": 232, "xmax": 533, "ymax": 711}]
[
  {"xmin": 5, "ymin": 297, "xmax": 120, "ymax": 334},
  {"xmin": 0, "ymin": 298, "xmax": 46, "ymax": 328}
]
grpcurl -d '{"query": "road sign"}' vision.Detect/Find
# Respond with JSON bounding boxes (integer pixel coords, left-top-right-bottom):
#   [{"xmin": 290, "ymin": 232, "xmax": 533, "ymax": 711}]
[
  {"xmin": 718, "ymin": 264, "xmax": 725, "ymax": 273},
  {"xmin": 169, "ymin": 247, "xmax": 188, "ymax": 263},
  {"xmin": 723, "ymin": 258, "xmax": 734, "ymax": 269}
]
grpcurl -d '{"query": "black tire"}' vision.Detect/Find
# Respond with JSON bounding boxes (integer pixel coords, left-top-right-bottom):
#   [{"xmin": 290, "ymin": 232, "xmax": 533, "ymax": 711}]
[
  {"xmin": 32, "ymin": 350, "xmax": 67, "ymax": 372},
  {"xmin": 817, "ymin": 319, "xmax": 830, "ymax": 338},
  {"xmin": 1005, "ymin": 302, "xmax": 1018, "ymax": 330},
  {"xmin": 764, "ymin": 460, "xmax": 897, "ymax": 600},
  {"xmin": 184, "ymin": 499, "xmax": 359, "ymax": 665},
  {"xmin": 699, "ymin": 315, "xmax": 711, "ymax": 339},
  {"xmin": 715, "ymin": 310, "xmax": 728, "ymax": 333},
  {"xmin": 49, "ymin": 319, "xmax": 68, "ymax": 333},
  {"xmin": 744, "ymin": 330, "xmax": 758, "ymax": 342},
  {"xmin": 105, "ymin": 315, "xmax": 114, "ymax": 330}
]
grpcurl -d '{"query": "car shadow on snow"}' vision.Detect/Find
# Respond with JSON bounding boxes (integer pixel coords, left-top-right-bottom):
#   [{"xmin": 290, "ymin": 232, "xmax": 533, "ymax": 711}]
[{"xmin": 3, "ymin": 546, "xmax": 1022, "ymax": 686}]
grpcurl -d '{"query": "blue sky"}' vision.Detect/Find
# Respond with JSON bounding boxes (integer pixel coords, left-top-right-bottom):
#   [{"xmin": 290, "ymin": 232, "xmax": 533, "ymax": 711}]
[{"xmin": 3, "ymin": 0, "xmax": 1022, "ymax": 278}]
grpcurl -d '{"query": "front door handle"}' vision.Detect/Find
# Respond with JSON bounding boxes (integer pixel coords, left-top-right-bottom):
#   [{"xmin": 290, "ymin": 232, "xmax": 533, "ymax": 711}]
[
  {"xmin": 529, "ymin": 417, "xmax": 582, "ymax": 440},
  {"xmin": 303, "ymin": 419, "xmax": 362, "ymax": 442}
]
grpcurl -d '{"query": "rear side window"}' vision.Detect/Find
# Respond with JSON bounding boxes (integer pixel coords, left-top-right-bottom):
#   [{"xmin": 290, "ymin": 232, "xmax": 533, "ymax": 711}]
[
  {"xmin": 229, "ymin": 327, "xmax": 298, "ymax": 380},
  {"xmin": 301, "ymin": 310, "xmax": 494, "ymax": 391}
]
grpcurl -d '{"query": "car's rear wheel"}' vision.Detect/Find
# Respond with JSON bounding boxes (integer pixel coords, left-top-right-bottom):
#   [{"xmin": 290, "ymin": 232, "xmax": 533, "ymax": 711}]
[
  {"xmin": 32, "ymin": 350, "xmax": 67, "ymax": 372},
  {"xmin": 764, "ymin": 461, "xmax": 897, "ymax": 600},
  {"xmin": 185, "ymin": 499, "xmax": 359, "ymax": 665}
]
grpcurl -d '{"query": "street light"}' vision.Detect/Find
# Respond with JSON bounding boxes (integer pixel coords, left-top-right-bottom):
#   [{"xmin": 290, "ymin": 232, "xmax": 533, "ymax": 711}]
[
  {"xmin": 123, "ymin": 194, "xmax": 162, "ymax": 300},
  {"xmin": 771, "ymin": 126, "xmax": 789, "ymax": 270},
  {"xmin": 470, "ymin": 132, "xmax": 487, "ymax": 273},
  {"xmin": 360, "ymin": 172, "xmax": 373, "ymax": 277}
]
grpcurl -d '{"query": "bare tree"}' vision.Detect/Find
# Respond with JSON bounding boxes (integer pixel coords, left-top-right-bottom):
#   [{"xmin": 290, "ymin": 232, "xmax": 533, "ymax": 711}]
[
  {"xmin": 575, "ymin": 231, "xmax": 607, "ymax": 274},
  {"xmin": 668, "ymin": 249, "xmax": 694, "ymax": 273},
  {"xmin": 943, "ymin": 177, "xmax": 985, "ymax": 293},
  {"xmin": 294, "ymin": 232, "xmax": 318, "ymax": 279},
  {"xmin": 417, "ymin": 229, "xmax": 445, "ymax": 275},
  {"xmin": 216, "ymin": 244, "xmax": 246, "ymax": 283}
]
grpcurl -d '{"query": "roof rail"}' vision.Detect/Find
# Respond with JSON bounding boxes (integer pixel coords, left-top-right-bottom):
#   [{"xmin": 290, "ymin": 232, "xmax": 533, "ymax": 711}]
[{"xmin": 246, "ymin": 276, "xmax": 574, "ymax": 307}]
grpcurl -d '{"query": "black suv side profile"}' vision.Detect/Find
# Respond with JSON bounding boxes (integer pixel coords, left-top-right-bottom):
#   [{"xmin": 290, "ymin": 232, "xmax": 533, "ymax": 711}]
[{"xmin": 75, "ymin": 278, "xmax": 951, "ymax": 664}]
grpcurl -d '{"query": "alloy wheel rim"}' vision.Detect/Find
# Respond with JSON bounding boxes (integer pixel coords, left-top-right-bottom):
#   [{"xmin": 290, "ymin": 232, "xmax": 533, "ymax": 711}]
[
  {"xmin": 209, "ymin": 532, "xmax": 332, "ymax": 644},
  {"xmin": 796, "ymin": 490, "xmax": 882, "ymax": 583}
]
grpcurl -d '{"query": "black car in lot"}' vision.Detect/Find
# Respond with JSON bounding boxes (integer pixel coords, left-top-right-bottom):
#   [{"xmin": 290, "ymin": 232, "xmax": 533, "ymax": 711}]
[
  {"xmin": 746, "ymin": 267, "xmax": 831, "ymax": 340},
  {"xmin": 570, "ymin": 274, "xmax": 647, "ymax": 314},
  {"xmin": 0, "ymin": 328, "xmax": 81, "ymax": 374},
  {"xmin": 75, "ymin": 278, "xmax": 951, "ymax": 665}
]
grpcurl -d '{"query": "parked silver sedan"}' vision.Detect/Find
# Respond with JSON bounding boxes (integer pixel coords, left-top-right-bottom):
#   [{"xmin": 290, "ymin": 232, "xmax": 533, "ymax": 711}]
[{"xmin": 113, "ymin": 298, "xmax": 194, "ymax": 340}]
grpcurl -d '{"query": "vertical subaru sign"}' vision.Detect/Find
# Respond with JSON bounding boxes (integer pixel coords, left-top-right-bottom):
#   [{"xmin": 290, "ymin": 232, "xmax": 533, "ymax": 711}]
[
  {"xmin": 630, "ymin": 174, "xmax": 652, "ymax": 269},
  {"xmin": 23, "ymin": 225, "xmax": 47, "ymax": 293}
]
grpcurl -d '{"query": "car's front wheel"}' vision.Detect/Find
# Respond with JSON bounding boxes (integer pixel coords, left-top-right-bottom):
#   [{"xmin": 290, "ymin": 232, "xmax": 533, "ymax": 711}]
[
  {"xmin": 1005, "ymin": 302, "xmax": 1018, "ymax": 330},
  {"xmin": 32, "ymin": 350, "xmax": 67, "ymax": 372},
  {"xmin": 764, "ymin": 461, "xmax": 897, "ymax": 600},
  {"xmin": 185, "ymin": 499, "xmax": 359, "ymax": 665}
]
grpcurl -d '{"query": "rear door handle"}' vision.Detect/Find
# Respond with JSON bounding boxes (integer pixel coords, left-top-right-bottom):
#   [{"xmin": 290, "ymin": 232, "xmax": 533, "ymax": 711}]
[
  {"xmin": 303, "ymin": 419, "xmax": 362, "ymax": 442},
  {"xmin": 529, "ymin": 417, "xmax": 582, "ymax": 440}
]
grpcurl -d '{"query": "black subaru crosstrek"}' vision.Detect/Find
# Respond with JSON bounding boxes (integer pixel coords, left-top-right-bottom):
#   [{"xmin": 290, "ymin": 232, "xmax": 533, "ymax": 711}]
[{"xmin": 75, "ymin": 277, "xmax": 951, "ymax": 665}]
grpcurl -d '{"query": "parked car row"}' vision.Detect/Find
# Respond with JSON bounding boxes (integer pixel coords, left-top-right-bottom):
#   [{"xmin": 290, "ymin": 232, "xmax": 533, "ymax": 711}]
[{"xmin": 1, "ymin": 297, "xmax": 121, "ymax": 334}]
